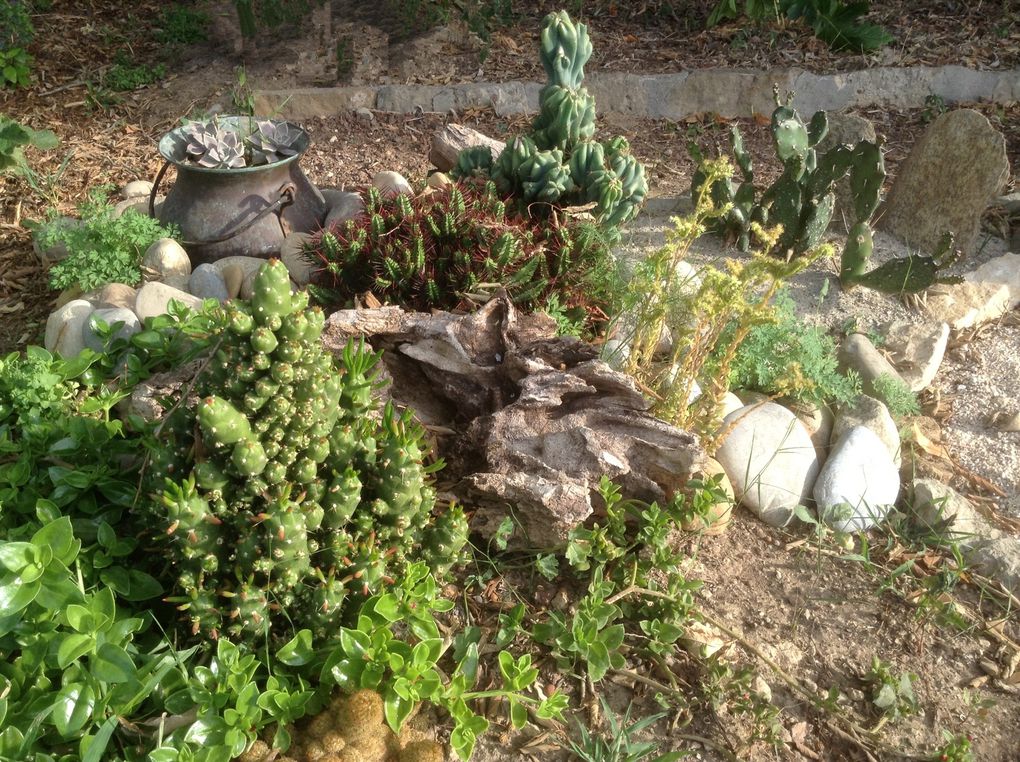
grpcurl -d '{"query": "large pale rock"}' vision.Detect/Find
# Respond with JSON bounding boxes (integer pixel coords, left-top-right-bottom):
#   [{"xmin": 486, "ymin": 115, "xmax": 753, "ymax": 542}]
[
  {"xmin": 188, "ymin": 264, "xmax": 229, "ymax": 302},
  {"xmin": 910, "ymin": 478, "xmax": 997, "ymax": 544},
  {"xmin": 816, "ymin": 113, "xmax": 877, "ymax": 232},
  {"xmin": 429, "ymin": 123, "xmax": 506, "ymax": 172},
  {"xmin": 280, "ymin": 233, "xmax": 315, "ymax": 286},
  {"xmin": 923, "ymin": 253, "xmax": 1020, "ymax": 329},
  {"xmin": 44, "ymin": 300, "xmax": 93, "ymax": 357},
  {"xmin": 967, "ymin": 537, "xmax": 1020, "ymax": 596},
  {"xmin": 98, "ymin": 283, "xmax": 138, "ymax": 310},
  {"xmin": 838, "ymin": 333, "xmax": 907, "ymax": 399},
  {"xmin": 82, "ymin": 307, "xmax": 141, "ymax": 352},
  {"xmin": 787, "ymin": 399, "xmax": 834, "ymax": 458},
  {"xmin": 372, "ymin": 171, "xmax": 412, "ymax": 198},
  {"xmin": 211, "ymin": 256, "xmax": 266, "ymax": 280},
  {"xmin": 323, "ymin": 190, "xmax": 365, "ymax": 229},
  {"xmin": 880, "ymin": 109, "xmax": 1009, "ymax": 255},
  {"xmin": 814, "ymin": 426, "xmax": 900, "ymax": 532},
  {"xmin": 135, "ymin": 281, "xmax": 204, "ymax": 320},
  {"xmin": 465, "ymin": 473, "xmax": 592, "ymax": 548},
  {"xmin": 715, "ymin": 402, "xmax": 819, "ymax": 528},
  {"xmin": 221, "ymin": 265, "xmax": 244, "ymax": 299},
  {"xmin": 142, "ymin": 238, "xmax": 191, "ymax": 282},
  {"xmin": 878, "ymin": 319, "xmax": 949, "ymax": 392},
  {"xmin": 831, "ymin": 395, "xmax": 901, "ymax": 465},
  {"xmin": 122, "ymin": 180, "xmax": 153, "ymax": 199}
]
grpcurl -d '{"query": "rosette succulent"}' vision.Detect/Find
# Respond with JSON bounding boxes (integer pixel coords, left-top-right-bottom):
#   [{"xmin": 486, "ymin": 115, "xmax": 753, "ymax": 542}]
[{"xmin": 177, "ymin": 117, "xmax": 304, "ymax": 169}]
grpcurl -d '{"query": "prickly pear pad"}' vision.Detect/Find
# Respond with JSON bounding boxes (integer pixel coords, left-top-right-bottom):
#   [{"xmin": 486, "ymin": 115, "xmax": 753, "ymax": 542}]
[{"xmin": 145, "ymin": 259, "xmax": 468, "ymax": 644}]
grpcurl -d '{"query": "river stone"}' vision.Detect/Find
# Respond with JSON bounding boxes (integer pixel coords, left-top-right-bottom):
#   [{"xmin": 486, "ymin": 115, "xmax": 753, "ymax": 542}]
[
  {"xmin": 280, "ymin": 233, "xmax": 315, "ymax": 286},
  {"xmin": 122, "ymin": 180, "xmax": 153, "ymax": 199},
  {"xmin": 814, "ymin": 426, "xmax": 900, "ymax": 532},
  {"xmin": 879, "ymin": 109, "xmax": 1009, "ymax": 255},
  {"xmin": 715, "ymin": 401, "xmax": 819, "ymax": 528},
  {"xmin": 323, "ymin": 190, "xmax": 365, "ymax": 228},
  {"xmin": 99, "ymin": 283, "xmax": 138, "ymax": 310},
  {"xmin": 831, "ymin": 394, "xmax": 901, "ymax": 465},
  {"xmin": 786, "ymin": 399, "xmax": 833, "ymax": 458},
  {"xmin": 44, "ymin": 299, "xmax": 93, "ymax": 357},
  {"xmin": 189, "ymin": 263, "xmax": 229, "ymax": 301},
  {"xmin": 372, "ymin": 170, "xmax": 412, "ymax": 198},
  {"xmin": 910, "ymin": 478, "xmax": 996, "ymax": 545},
  {"xmin": 816, "ymin": 112, "xmax": 877, "ymax": 232},
  {"xmin": 142, "ymin": 238, "xmax": 191, "ymax": 282},
  {"xmin": 212, "ymin": 256, "xmax": 266, "ymax": 281},
  {"xmin": 82, "ymin": 307, "xmax": 141, "ymax": 352},
  {"xmin": 966, "ymin": 537, "xmax": 1020, "ymax": 596},
  {"xmin": 878, "ymin": 319, "xmax": 949, "ymax": 392},
  {"xmin": 837, "ymin": 333, "xmax": 907, "ymax": 399},
  {"xmin": 221, "ymin": 264, "xmax": 244, "ymax": 298},
  {"xmin": 135, "ymin": 281, "xmax": 204, "ymax": 320}
]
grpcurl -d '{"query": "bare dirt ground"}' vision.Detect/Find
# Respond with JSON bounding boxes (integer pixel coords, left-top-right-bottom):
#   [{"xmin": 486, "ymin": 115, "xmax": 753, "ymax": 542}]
[{"xmin": 2, "ymin": 2, "xmax": 1020, "ymax": 760}]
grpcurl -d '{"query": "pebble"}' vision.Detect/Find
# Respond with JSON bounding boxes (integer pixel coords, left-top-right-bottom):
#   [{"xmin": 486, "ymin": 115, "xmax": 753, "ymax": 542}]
[
  {"xmin": 372, "ymin": 170, "xmax": 413, "ymax": 198},
  {"xmin": 188, "ymin": 263, "xmax": 229, "ymax": 301},
  {"xmin": 211, "ymin": 255, "xmax": 266, "ymax": 282},
  {"xmin": 910, "ymin": 478, "xmax": 995, "ymax": 545},
  {"xmin": 112, "ymin": 197, "xmax": 152, "ymax": 219},
  {"xmin": 323, "ymin": 190, "xmax": 365, "ymax": 228},
  {"xmin": 122, "ymin": 180, "xmax": 154, "ymax": 200},
  {"xmin": 838, "ymin": 333, "xmax": 907, "ymax": 399},
  {"xmin": 715, "ymin": 401, "xmax": 819, "ymax": 528},
  {"xmin": 355, "ymin": 107, "xmax": 375, "ymax": 124},
  {"xmin": 814, "ymin": 426, "xmax": 900, "ymax": 532},
  {"xmin": 135, "ymin": 281, "xmax": 205, "ymax": 320},
  {"xmin": 82, "ymin": 307, "xmax": 141, "ymax": 352},
  {"xmin": 878, "ymin": 319, "xmax": 949, "ymax": 392},
  {"xmin": 427, "ymin": 172, "xmax": 452, "ymax": 189},
  {"xmin": 221, "ymin": 264, "xmax": 244, "ymax": 299},
  {"xmin": 142, "ymin": 238, "xmax": 192, "ymax": 282},
  {"xmin": 44, "ymin": 299, "xmax": 93, "ymax": 357}
]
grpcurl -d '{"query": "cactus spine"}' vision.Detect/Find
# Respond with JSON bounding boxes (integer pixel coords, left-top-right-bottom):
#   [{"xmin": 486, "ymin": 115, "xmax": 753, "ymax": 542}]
[{"xmin": 146, "ymin": 260, "xmax": 468, "ymax": 644}]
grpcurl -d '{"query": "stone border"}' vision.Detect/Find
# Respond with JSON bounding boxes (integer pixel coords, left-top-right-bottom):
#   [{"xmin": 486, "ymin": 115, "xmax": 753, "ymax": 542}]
[{"xmin": 255, "ymin": 65, "xmax": 1020, "ymax": 121}]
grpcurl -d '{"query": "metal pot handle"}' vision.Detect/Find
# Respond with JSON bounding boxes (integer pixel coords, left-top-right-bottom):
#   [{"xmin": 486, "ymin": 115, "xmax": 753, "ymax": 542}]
[{"xmin": 148, "ymin": 160, "xmax": 296, "ymax": 247}]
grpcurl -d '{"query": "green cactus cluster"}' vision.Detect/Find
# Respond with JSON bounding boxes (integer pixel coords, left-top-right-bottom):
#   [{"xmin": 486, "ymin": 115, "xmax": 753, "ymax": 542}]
[
  {"xmin": 691, "ymin": 88, "xmax": 885, "ymax": 257},
  {"xmin": 302, "ymin": 180, "xmax": 619, "ymax": 326},
  {"xmin": 450, "ymin": 11, "xmax": 647, "ymax": 239},
  {"xmin": 144, "ymin": 260, "xmax": 468, "ymax": 644}
]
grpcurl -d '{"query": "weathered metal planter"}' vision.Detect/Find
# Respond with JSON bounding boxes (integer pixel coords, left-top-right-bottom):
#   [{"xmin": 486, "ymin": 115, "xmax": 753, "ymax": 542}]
[{"xmin": 149, "ymin": 116, "xmax": 326, "ymax": 265}]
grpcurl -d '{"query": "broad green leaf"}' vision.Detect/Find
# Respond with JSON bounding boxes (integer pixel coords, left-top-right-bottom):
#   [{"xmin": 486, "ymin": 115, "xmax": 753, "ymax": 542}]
[
  {"xmin": 92, "ymin": 642, "xmax": 135, "ymax": 683},
  {"xmin": 509, "ymin": 699, "xmax": 527, "ymax": 729},
  {"xmin": 32, "ymin": 516, "xmax": 76, "ymax": 564},
  {"xmin": 275, "ymin": 629, "xmax": 314, "ymax": 666},
  {"xmin": 0, "ymin": 576, "xmax": 40, "ymax": 612},
  {"xmin": 57, "ymin": 633, "xmax": 96, "ymax": 668},
  {"xmin": 371, "ymin": 593, "xmax": 401, "ymax": 622},
  {"xmin": 52, "ymin": 682, "xmax": 95, "ymax": 736},
  {"xmin": 0, "ymin": 542, "xmax": 32, "ymax": 572}
]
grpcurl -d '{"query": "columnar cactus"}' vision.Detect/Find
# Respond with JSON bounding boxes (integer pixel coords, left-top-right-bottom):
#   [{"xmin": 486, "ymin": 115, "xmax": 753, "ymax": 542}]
[
  {"xmin": 145, "ymin": 260, "xmax": 468, "ymax": 643},
  {"xmin": 450, "ymin": 11, "xmax": 647, "ymax": 239}
]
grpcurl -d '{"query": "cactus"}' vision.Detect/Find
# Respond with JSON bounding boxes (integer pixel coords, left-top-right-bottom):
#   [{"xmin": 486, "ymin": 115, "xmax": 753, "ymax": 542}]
[
  {"xmin": 842, "ymin": 230, "xmax": 964, "ymax": 294},
  {"xmin": 145, "ymin": 260, "xmax": 468, "ymax": 644},
  {"xmin": 449, "ymin": 11, "xmax": 647, "ymax": 239}
]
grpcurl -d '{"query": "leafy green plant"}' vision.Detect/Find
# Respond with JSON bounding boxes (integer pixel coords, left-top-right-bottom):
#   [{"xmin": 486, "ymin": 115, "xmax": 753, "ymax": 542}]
[
  {"xmin": 304, "ymin": 180, "xmax": 620, "ymax": 330},
  {"xmin": 934, "ymin": 731, "xmax": 974, "ymax": 762},
  {"xmin": 708, "ymin": 0, "xmax": 892, "ymax": 52},
  {"xmin": 723, "ymin": 291, "xmax": 860, "ymax": 406},
  {"xmin": 234, "ymin": 0, "xmax": 317, "ymax": 38},
  {"xmin": 0, "ymin": 114, "xmax": 57, "ymax": 174},
  {"xmin": 871, "ymin": 373, "xmax": 920, "ymax": 419},
  {"xmin": 155, "ymin": 3, "xmax": 210, "ymax": 45},
  {"xmin": 0, "ymin": 0, "xmax": 34, "ymax": 49},
  {"xmin": 103, "ymin": 53, "xmax": 166, "ymax": 91},
  {"xmin": 42, "ymin": 187, "xmax": 178, "ymax": 292},
  {"xmin": 863, "ymin": 656, "xmax": 918, "ymax": 721},
  {"xmin": 565, "ymin": 696, "xmax": 682, "ymax": 762},
  {"xmin": 231, "ymin": 65, "xmax": 256, "ymax": 115},
  {"xmin": 0, "ymin": 46, "xmax": 32, "ymax": 88}
]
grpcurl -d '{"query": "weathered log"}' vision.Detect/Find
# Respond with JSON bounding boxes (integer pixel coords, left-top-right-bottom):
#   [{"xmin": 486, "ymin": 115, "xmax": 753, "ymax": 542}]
[{"xmin": 429, "ymin": 124, "xmax": 506, "ymax": 172}]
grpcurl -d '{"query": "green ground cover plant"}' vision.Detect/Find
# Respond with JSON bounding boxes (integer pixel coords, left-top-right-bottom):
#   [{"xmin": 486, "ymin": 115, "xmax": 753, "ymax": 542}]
[{"xmin": 40, "ymin": 187, "xmax": 177, "ymax": 292}]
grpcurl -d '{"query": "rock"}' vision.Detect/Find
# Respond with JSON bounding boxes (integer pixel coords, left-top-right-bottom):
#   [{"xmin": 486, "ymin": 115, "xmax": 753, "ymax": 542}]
[
  {"xmin": 838, "ymin": 333, "xmax": 907, "ymax": 399},
  {"xmin": 324, "ymin": 191, "xmax": 365, "ymax": 228},
  {"xmin": 44, "ymin": 300, "xmax": 93, "ymax": 358},
  {"xmin": 122, "ymin": 180, "xmax": 153, "ymax": 199},
  {"xmin": 240, "ymin": 270, "xmax": 257, "ymax": 300},
  {"xmin": 922, "ymin": 253, "xmax": 1020, "ymax": 330},
  {"xmin": 880, "ymin": 109, "xmax": 1009, "ymax": 255},
  {"xmin": 32, "ymin": 216, "xmax": 80, "ymax": 266},
  {"xmin": 354, "ymin": 106, "xmax": 374, "ymax": 124},
  {"xmin": 715, "ymin": 402, "xmax": 819, "ymax": 528},
  {"xmin": 717, "ymin": 392, "xmax": 745, "ymax": 422},
  {"xmin": 211, "ymin": 256, "xmax": 265, "ymax": 281},
  {"xmin": 372, "ymin": 170, "xmax": 412, "ymax": 198},
  {"xmin": 135, "ymin": 281, "xmax": 204, "ymax": 320},
  {"xmin": 466, "ymin": 473, "xmax": 592, "ymax": 548},
  {"xmin": 54, "ymin": 285, "xmax": 85, "ymax": 309},
  {"xmin": 831, "ymin": 395, "xmax": 901, "ymax": 465},
  {"xmin": 910, "ymin": 478, "xmax": 996, "ymax": 544},
  {"xmin": 98, "ymin": 283, "xmax": 138, "ymax": 310},
  {"xmin": 787, "ymin": 398, "xmax": 834, "ymax": 458},
  {"xmin": 816, "ymin": 113, "xmax": 877, "ymax": 232},
  {"xmin": 814, "ymin": 426, "xmax": 900, "ymax": 532},
  {"xmin": 82, "ymin": 307, "xmax": 141, "ymax": 352},
  {"xmin": 112, "ymin": 196, "xmax": 161, "ymax": 219},
  {"xmin": 280, "ymin": 233, "xmax": 315, "ymax": 286},
  {"xmin": 429, "ymin": 123, "xmax": 506, "ymax": 172},
  {"xmin": 427, "ymin": 172, "xmax": 452, "ymax": 190},
  {"xmin": 878, "ymin": 319, "xmax": 949, "ymax": 392},
  {"xmin": 221, "ymin": 264, "xmax": 244, "ymax": 299},
  {"xmin": 966, "ymin": 537, "xmax": 1020, "ymax": 596},
  {"xmin": 188, "ymin": 264, "xmax": 229, "ymax": 301},
  {"xmin": 142, "ymin": 238, "xmax": 191, "ymax": 282},
  {"xmin": 681, "ymin": 458, "xmax": 735, "ymax": 535}
]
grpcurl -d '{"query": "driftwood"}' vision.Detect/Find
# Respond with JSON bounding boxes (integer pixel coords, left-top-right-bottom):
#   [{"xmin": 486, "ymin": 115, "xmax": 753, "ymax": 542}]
[
  {"xmin": 429, "ymin": 124, "xmax": 506, "ymax": 172},
  {"xmin": 323, "ymin": 295, "xmax": 706, "ymax": 547}
]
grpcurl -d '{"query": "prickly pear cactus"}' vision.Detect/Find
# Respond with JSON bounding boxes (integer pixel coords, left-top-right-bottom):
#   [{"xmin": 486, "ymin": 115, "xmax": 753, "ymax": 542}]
[
  {"xmin": 145, "ymin": 260, "xmax": 468, "ymax": 643},
  {"xmin": 450, "ymin": 11, "xmax": 647, "ymax": 238},
  {"xmin": 842, "ymin": 230, "xmax": 964, "ymax": 294}
]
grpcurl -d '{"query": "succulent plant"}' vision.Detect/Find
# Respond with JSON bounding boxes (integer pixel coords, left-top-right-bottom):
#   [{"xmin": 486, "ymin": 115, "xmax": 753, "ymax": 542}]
[
  {"xmin": 450, "ymin": 11, "xmax": 647, "ymax": 240},
  {"xmin": 302, "ymin": 180, "xmax": 619, "ymax": 327},
  {"xmin": 143, "ymin": 260, "xmax": 468, "ymax": 644},
  {"xmin": 841, "ymin": 230, "xmax": 964, "ymax": 293},
  {"xmin": 177, "ymin": 117, "xmax": 303, "ymax": 168},
  {"xmin": 247, "ymin": 118, "xmax": 302, "ymax": 165},
  {"xmin": 183, "ymin": 119, "xmax": 246, "ymax": 169}
]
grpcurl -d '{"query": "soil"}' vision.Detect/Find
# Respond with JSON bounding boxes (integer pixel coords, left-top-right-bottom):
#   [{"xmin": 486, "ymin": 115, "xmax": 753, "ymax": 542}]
[{"xmin": 2, "ymin": 2, "xmax": 1020, "ymax": 760}]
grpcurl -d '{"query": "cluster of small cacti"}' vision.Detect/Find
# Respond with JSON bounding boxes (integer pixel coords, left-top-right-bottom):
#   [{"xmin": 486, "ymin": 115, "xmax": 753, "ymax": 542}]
[
  {"xmin": 144, "ymin": 260, "xmax": 468, "ymax": 643},
  {"xmin": 238, "ymin": 690, "xmax": 444, "ymax": 762},
  {"xmin": 302, "ymin": 180, "xmax": 617, "ymax": 321},
  {"xmin": 450, "ymin": 11, "xmax": 647, "ymax": 238},
  {"xmin": 691, "ymin": 88, "xmax": 885, "ymax": 257}
]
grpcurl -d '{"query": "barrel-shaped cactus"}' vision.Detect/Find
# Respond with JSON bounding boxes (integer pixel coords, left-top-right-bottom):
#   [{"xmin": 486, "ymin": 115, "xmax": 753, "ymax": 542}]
[{"xmin": 145, "ymin": 260, "xmax": 468, "ymax": 643}]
